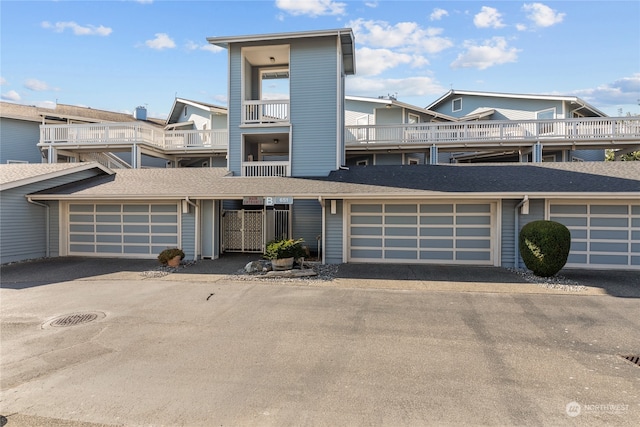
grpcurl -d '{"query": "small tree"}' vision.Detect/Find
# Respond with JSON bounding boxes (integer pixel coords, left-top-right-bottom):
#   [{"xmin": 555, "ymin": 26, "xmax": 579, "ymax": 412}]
[{"xmin": 519, "ymin": 220, "xmax": 571, "ymax": 277}]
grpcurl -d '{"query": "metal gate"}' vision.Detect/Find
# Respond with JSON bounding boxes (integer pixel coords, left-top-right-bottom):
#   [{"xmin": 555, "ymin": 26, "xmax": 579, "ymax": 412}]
[{"xmin": 222, "ymin": 209, "xmax": 290, "ymax": 253}]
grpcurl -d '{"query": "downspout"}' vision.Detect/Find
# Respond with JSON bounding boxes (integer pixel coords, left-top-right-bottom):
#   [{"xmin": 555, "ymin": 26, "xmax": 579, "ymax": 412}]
[
  {"xmin": 27, "ymin": 197, "xmax": 50, "ymax": 258},
  {"xmin": 514, "ymin": 196, "xmax": 529, "ymax": 269},
  {"xmin": 318, "ymin": 196, "xmax": 325, "ymax": 264},
  {"xmin": 185, "ymin": 197, "xmax": 198, "ymax": 262}
]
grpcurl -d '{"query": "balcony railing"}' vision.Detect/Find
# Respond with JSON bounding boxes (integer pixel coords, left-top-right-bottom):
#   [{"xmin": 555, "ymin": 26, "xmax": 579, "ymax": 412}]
[
  {"xmin": 242, "ymin": 161, "xmax": 290, "ymax": 177},
  {"xmin": 40, "ymin": 122, "xmax": 228, "ymax": 151},
  {"xmin": 345, "ymin": 117, "xmax": 640, "ymax": 149},
  {"xmin": 242, "ymin": 100, "xmax": 289, "ymax": 124}
]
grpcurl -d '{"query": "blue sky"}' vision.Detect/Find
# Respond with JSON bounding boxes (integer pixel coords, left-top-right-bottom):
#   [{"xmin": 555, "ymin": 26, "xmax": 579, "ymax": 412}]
[{"xmin": 1, "ymin": 0, "xmax": 639, "ymax": 119}]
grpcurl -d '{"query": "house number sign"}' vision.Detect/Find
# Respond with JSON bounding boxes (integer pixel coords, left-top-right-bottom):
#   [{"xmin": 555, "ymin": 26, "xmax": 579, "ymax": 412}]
[{"xmin": 264, "ymin": 196, "xmax": 293, "ymax": 206}]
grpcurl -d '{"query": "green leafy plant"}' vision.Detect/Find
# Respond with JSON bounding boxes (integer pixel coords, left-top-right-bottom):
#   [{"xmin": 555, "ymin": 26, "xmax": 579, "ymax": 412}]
[
  {"xmin": 263, "ymin": 238, "xmax": 306, "ymax": 260},
  {"xmin": 157, "ymin": 248, "xmax": 185, "ymax": 265},
  {"xmin": 519, "ymin": 220, "xmax": 571, "ymax": 277}
]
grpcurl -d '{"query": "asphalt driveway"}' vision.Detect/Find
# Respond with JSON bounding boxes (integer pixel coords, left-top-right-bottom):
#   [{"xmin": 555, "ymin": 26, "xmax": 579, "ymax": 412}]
[{"xmin": 1, "ymin": 264, "xmax": 639, "ymax": 426}]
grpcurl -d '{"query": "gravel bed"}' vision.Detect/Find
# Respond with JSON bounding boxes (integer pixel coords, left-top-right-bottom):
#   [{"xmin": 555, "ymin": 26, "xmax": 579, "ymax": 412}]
[
  {"xmin": 508, "ymin": 268, "xmax": 588, "ymax": 292},
  {"xmin": 227, "ymin": 263, "xmax": 339, "ymax": 283}
]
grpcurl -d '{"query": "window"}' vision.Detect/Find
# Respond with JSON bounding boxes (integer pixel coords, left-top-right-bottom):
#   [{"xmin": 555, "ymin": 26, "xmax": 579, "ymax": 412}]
[
  {"xmin": 536, "ymin": 108, "xmax": 556, "ymax": 134},
  {"xmin": 408, "ymin": 113, "xmax": 420, "ymax": 124},
  {"xmin": 356, "ymin": 159, "xmax": 369, "ymax": 166},
  {"xmin": 407, "ymin": 157, "xmax": 420, "ymax": 165},
  {"xmin": 184, "ymin": 107, "xmax": 188, "ymax": 117},
  {"xmin": 572, "ymin": 156, "xmax": 584, "ymax": 162},
  {"xmin": 7, "ymin": 160, "xmax": 28, "ymax": 164},
  {"xmin": 452, "ymin": 98, "xmax": 462, "ymax": 112}
]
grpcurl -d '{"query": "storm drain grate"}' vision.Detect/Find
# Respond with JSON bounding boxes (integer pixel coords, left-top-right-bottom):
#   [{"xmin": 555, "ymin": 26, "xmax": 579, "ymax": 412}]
[
  {"xmin": 619, "ymin": 355, "xmax": 640, "ymax": 367},
  {"xmin": 48, "ymin": 312, "xmax": 102, "ymax": 328}
]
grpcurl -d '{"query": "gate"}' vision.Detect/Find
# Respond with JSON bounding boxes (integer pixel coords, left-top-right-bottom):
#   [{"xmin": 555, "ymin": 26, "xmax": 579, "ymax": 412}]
[{"xmin": 222, "ymin": 209, "xmax": 290, "ymax": 253}]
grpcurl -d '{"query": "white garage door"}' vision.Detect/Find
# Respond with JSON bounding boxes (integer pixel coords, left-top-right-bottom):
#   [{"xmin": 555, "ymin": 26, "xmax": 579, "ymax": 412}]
[
  {"xmin": 348, "ymin": 202, "xmax": 495, "ymax": 265},
  {"xmin": 549, "ymin": 202, "xmax": 640, "ymax": 269},
  {"xmin": 68, "ymin": 203, "xmax": 180, "ymax": 258}
]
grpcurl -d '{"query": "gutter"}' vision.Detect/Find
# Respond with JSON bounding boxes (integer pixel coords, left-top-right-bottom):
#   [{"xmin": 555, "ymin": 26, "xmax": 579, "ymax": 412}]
[
  {"xmin": 185, "ymin": 197, "xmax": 199, "ymax": 261},
  {"xmin": 514, "ymin": 195, "xmax": 529, "ymax": 269},
  {"xmin": 27, "ymin": 197, "xmax": 50, "ymax": 258}
]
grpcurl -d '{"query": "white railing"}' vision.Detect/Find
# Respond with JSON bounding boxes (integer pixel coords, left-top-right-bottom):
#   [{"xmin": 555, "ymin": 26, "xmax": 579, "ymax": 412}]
[
  {"xmin": 40, "ymin": 122, "xmax": 229, "ymax": 151},
  {"xmin": 40, "ymin": 122, "xmax": 164, "ymax": 146},
  {"xmin": 345, "ymin": 117, "xmax": 640, "ymax": 148},
  {"xmin": 243, "ymin": 100, "xmax": 289, "ymax": 124},
  {"xmin": 80, "ymin": 152, "xmax": 131, "ymax": 169},
  {"xmin": 242, "ymin": 161, "xmax": 290, "ymax": 177},
  {"xmin": 164, "ymin": 130, "xmax": 228, "ymax": 150}
]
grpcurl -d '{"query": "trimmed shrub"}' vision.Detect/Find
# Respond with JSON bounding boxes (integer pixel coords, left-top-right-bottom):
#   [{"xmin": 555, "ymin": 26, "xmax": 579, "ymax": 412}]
[
  {"xmin": 158, "ymin": 248, "xmax": 185, "ymax": 265},
  {"xmin": 263, "ymin": 238, "xmax": 306, "ymax": 260},
  {"xmin": 519, "ymin": 220, "xmax": 571, "ymax": 277}
]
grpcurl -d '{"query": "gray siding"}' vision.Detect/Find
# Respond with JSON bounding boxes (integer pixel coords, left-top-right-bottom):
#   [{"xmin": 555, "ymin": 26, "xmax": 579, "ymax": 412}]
[
  {"xmin": 291, "ymin": 199, "xmax": 322, "ymax": 256},
  {"xmin": 181, "ymin": 209, "xmax": 196, "ymax": 260},
  {"xmin": 501, "ymin": 198, "xmax": 546, "ymax": 268},
  {"xmin": 324, "ymin": 199, "xmax": 344, "ymax": 264},
  {"xmin": 0, "ymin": 118, "xmax": 42, "ymax": 164},
  {"xmin": 290, "ymin": 37, "xmax": 338, "ymax": 176},
  {"xmin": 374, "ymin": 153, "xmax": 403, "ymax": 165},
  {"xmin": 432, "ymin": 95, "xmax": 566, "ymax": 120},
  {"xmin": 570, "ymin": 149, "xmax": 605, "ymax": 161},
  {"xmin": 228, "ymin": 44, "xmax": 243, "ymax": 175},
  {"xmin": 374, "ymin": 107, "xmax": 401, "ymax": 125},
  {"xmin": 0, "ymin": 169, "xmax": 100, "ymax": 263},
  {"xmin": 201, "ymin": 200, "xmax": 215, "ymax": 258},
  {"xmin": 50, "ymin": 201, "xmax": 60, "ymax": 257}
]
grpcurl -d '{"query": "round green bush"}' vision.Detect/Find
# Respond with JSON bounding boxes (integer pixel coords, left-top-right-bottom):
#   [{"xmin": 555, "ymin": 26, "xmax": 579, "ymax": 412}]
[{"xmin": 519, "ymin": 220, "xmax": 571, "ymax": 277}]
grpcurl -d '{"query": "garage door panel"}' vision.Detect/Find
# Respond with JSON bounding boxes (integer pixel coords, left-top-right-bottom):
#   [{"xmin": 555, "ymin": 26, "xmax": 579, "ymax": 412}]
[
  {"xmin": 549, "ymin": 202, "xmax": 639, "ymax": 269},
  {"xmin": 420, "ymin": 250, "xmax": 454, "ymax": 260},
  {"xmin": 349, "ymin": 202, "xmax": 494, "ymax": 265},
  {"xmin": 385, "ymin": 250, "xmax": 417, "ymax": 259},
  {"xmin": 68, "ymin": 203, "xmax": 179, "ymax": 258}
]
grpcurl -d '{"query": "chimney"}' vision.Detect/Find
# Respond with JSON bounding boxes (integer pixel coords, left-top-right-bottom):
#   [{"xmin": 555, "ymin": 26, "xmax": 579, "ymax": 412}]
[{"xmin": 134, "ymin": 106, "xmax": 147, "ymax": 121}]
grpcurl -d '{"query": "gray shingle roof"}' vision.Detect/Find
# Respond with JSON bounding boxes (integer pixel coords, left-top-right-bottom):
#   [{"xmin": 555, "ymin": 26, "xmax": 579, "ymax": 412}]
[
  {"xmin": 27, "ymin": 162, "xmax": 640, "ymax": 200},
  {"xmin": 324, "ymin": 162, "xmax": 640, "ymax": 193},
  {"xmin": 0, "ymin": 163, "xmax": 111, "ymax": 191}
]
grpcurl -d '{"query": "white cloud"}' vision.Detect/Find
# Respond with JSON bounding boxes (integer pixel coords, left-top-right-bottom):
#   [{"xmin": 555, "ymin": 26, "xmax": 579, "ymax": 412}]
[
  {"xmin": 572, "ymin": 74, "xmax": 640, "ymax": 108},
  {"xmin": 186, "ymin": 41, "xmax": 224, "ymax": 53},
  {"xmin": 145, "ymin": 33, "xmax": 176, "ymax": 50},
  {"xmin": 348, "ymin": 19, "xmax": 453, "ymax": 54},
  {"xmin": 275, "ymin": 0, "xmax": 346, "ymax": 17},
  {"xmin": 24, "ymin": 78, "xmax": 53, "ymax": 91},
  {"xmin": 474, "ymin": 6, "xmax": 505, "ymax": 29},
  {"xmin": 451, "ymin": 37, "xmax": 520, "ymax": 70},
  {"xmin": 1, "ymin": 90, "xmax": 21, "ymax": 102},
  {"xmin": 0, "ymin": 77, "xmax": 7, "ymax": 86},
  {"xmin": 364, "ymin": 1, "xmax": 378, "ymax": 8},
  {"xmin": 356, "ymin": 47, "xmax": 421, "ymax": 76},
  {"xmin": 430, "ymin": 8, "xmax": 449, "ymax": 21},
  {"xmin": 347, "ymin": 76, "xmax": 445, "ymax": 99},
  {"xmin": 523, "ymin": 3, "xmax": 565, "ymax": 27},
  {"xmin": 516, "ymin": 23, "xmax": 528, "ymax": 31},
  {"xmin": 41, "ymin": 21, "xmax": 112, "ymax": 36}
]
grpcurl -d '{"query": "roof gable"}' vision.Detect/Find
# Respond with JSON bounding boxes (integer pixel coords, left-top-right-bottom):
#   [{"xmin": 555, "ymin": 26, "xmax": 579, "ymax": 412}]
[{"xmin": 0, "ymin": 163, "xmax": 112, "ymax": 191}]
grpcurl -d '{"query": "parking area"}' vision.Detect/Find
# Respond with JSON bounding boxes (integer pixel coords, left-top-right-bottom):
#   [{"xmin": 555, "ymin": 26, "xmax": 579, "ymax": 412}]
[{"xmin": 1, "ymin": 257, "xmax": 639, "ymax": 426}]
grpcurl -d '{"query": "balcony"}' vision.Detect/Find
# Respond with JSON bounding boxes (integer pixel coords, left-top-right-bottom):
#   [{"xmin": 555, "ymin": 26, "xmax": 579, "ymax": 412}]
[
  {"xmin": 242, "ymin": 161, "xmax": 290, "ymax": 177},
  {"xmin": 242, "ymin": 100, "xmax": 289, "ymax": 125},
  {"xmin": 39, "ymin": 122, "xmax": 228, "ymax": 153},
  {"xmin": 345, "ymin": 117, "xmax": 640, "ymax": 151}
]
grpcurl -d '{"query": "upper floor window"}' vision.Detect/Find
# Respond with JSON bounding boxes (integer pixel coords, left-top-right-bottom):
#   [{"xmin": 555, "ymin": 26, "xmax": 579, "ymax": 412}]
[
  {"xmin": 408, "ymin": 113, "xmax": 420, "ymax": 124},
  {"xmin": 452, "ymin": 98, "xmax": 462, "ymax": 112},
  {"xmin": 184, "ymin": 107, "xmax": 188, "ymax": 117}
]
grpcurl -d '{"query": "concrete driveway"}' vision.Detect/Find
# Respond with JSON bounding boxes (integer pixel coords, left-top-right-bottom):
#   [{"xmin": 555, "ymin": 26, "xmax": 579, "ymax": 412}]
[{"xmin": 1, "ymin": 257, "xmax": 639, "ymax": 426}]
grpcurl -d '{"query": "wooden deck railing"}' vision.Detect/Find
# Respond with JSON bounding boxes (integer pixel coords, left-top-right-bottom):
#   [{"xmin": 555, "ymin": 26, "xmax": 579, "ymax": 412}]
[
  {"xmin": 39, "ymin": 122, "xmax": 228, "ymax": 151},
  {"xmin": 345, "ymin": 117, "xmax": 640, "ymax": 149},
  {"xmin": 242, "ymin": 100, "xmax": 289, "ymax": 124},
  {"xmin": 242, "ymin": 161, "xmax": 290, "ymax": 177}
]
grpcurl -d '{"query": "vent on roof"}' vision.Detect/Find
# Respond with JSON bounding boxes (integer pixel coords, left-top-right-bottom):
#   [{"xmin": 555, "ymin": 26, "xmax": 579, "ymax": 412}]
[{"xmin": 134, "ymin": 106, "xmax": 147, "ymax": 121}]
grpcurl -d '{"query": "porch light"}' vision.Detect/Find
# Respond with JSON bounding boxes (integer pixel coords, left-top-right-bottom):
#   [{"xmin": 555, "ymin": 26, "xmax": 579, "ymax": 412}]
[
  {"xmin": 273, "ymin": 139, "xmax": 279, "ymax": 144},
  {"xmin": 270, "ymin": 57, "xmax": 275, "ymax": 63}
]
